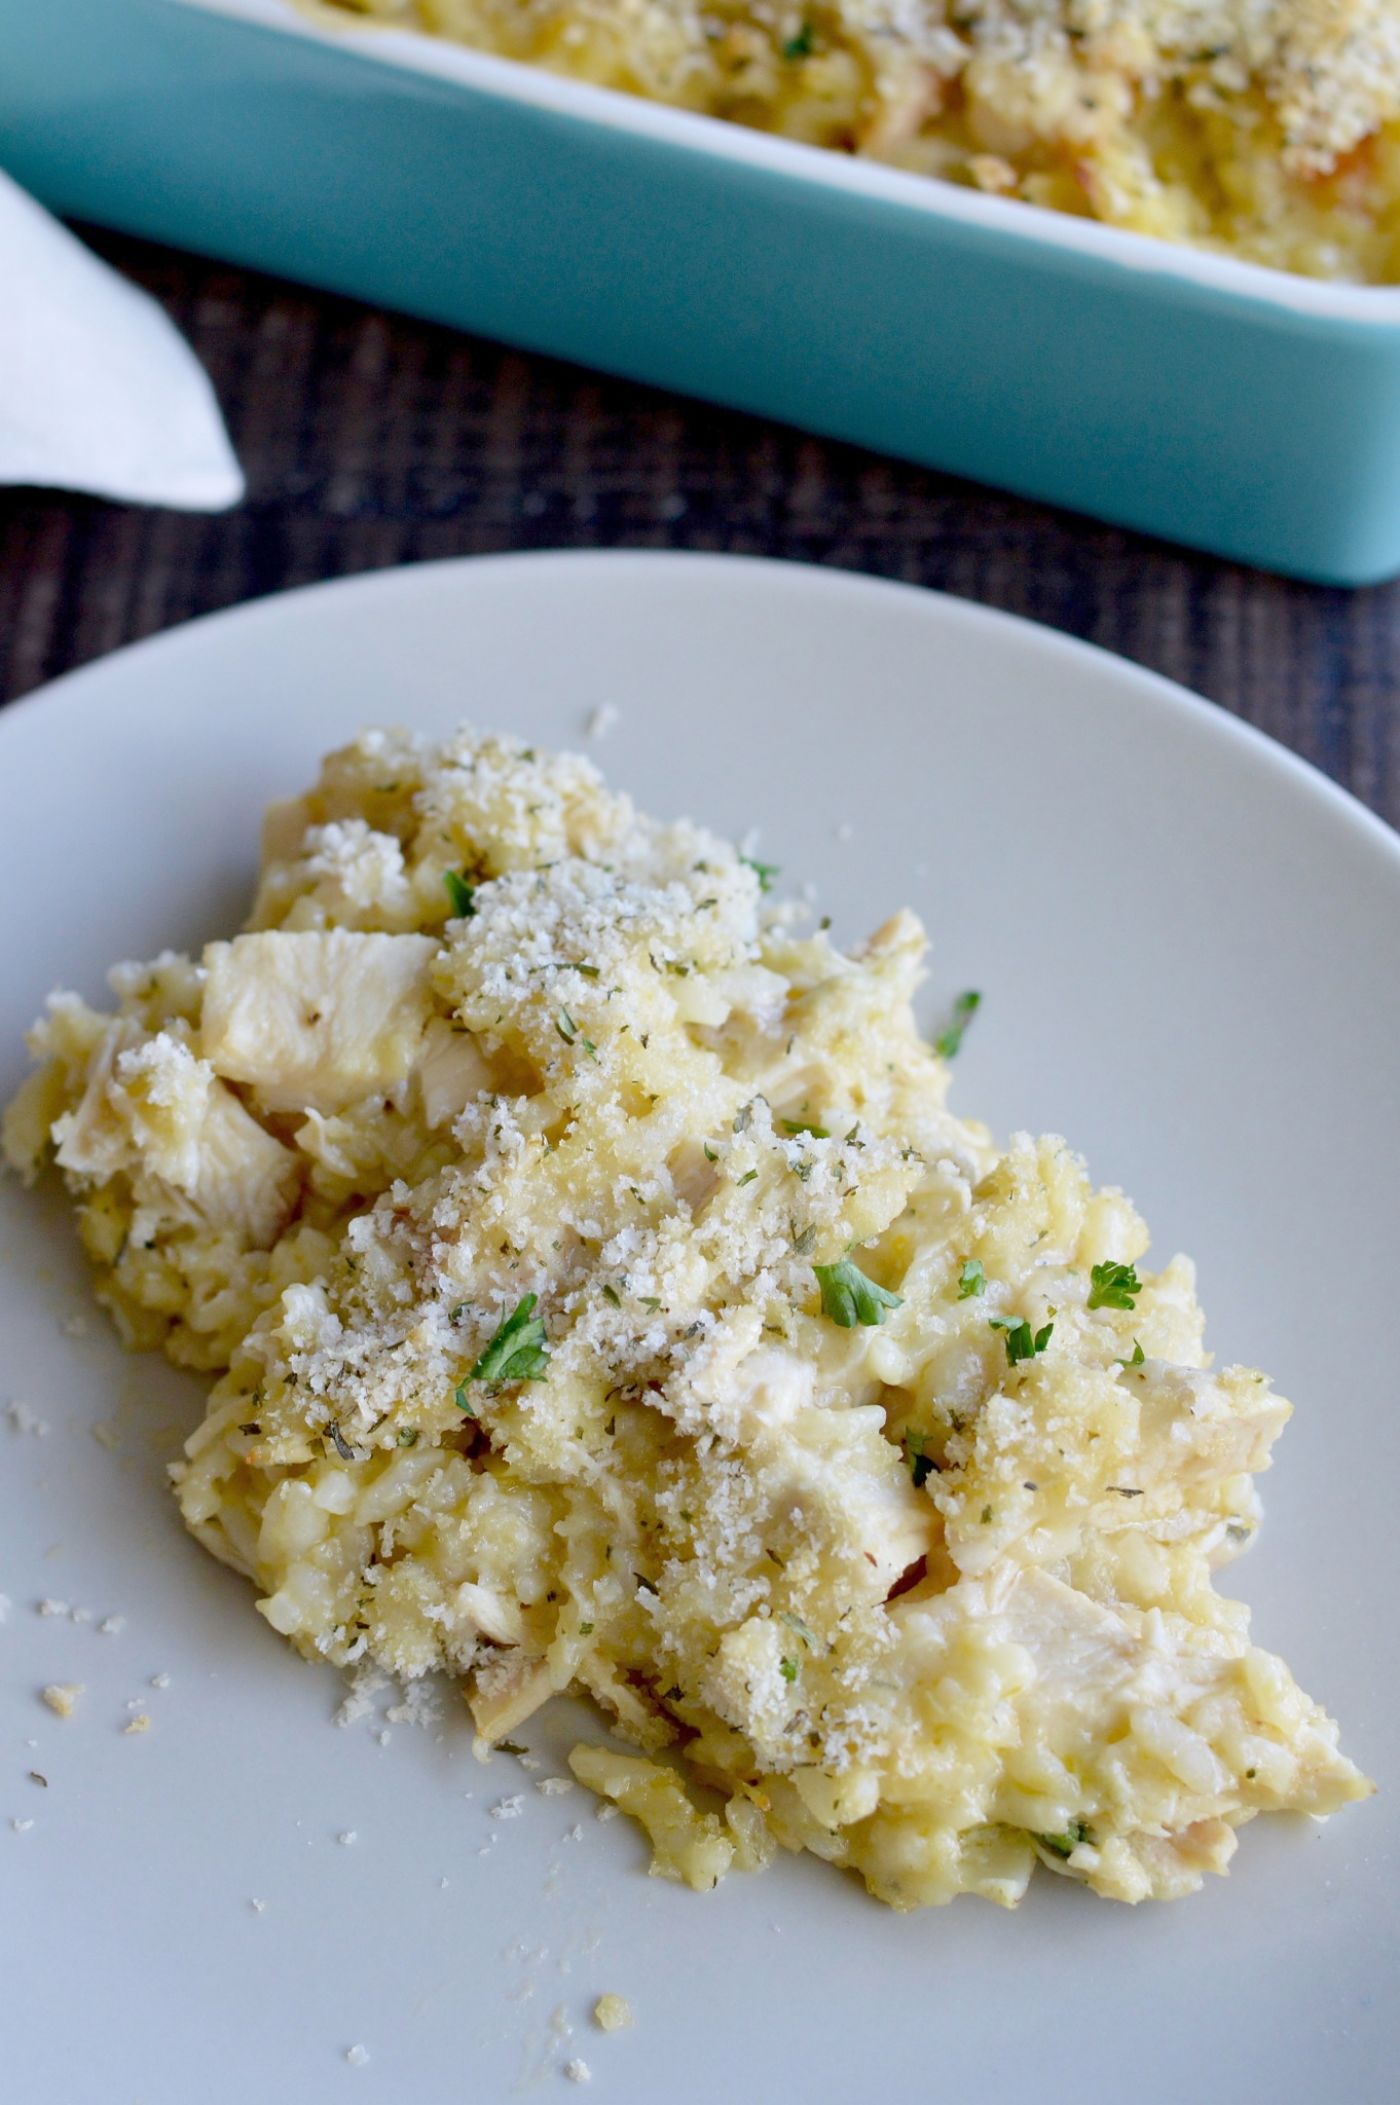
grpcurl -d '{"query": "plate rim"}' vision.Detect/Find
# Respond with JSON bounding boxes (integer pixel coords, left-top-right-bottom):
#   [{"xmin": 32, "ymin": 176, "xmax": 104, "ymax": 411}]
[{"xmin": 4, "ymin": 546, "xmax": 1398, "ymax": 882}]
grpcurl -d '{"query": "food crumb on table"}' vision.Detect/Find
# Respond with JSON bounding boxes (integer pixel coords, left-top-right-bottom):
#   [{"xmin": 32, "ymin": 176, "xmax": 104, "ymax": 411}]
[
  {"xmin": 593, "ymin": 1994, "xmax": 633, "ymax": 2033},
  {"xmin": 123, "ymin": 1713, "xmax": 151, "ymax": 1735},
  {"xmin": 344, "ymin": 2044, "xmax": 370, "ymax": 2067},
  {"xmin": 563, "ymin": 2060, "xmax": 592, "ymax": 2085},
  {"xmin": 41, "ymin": 1682, "xmax": 82, "ymax": 1718}
]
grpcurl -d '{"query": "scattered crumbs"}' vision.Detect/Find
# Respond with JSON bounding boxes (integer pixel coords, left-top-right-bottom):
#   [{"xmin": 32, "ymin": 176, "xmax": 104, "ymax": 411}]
[
  {"xmin": 11, "ymin": 1817, "xmax": 35, "ymax": 1835},
  {"xmin": 125, "ymin": 1696, "xmax": 145, "ymax": 1711},
  {"xmin": 438, "ymin": 1876, "xmax": 450, "ymax": 1890},
  {"xmin": 585, "ymin": 703, "xmax": 619, "ymax": 741},
  {"xmin": 491, "ymin": 1795, "xmax": 525, "ymax": 1820},
  {"xmin": 518, "ymin": 1752, "xmax": 542, "ymax": 1772},
  {"xmin": 566, "ymin": 1824, "xmax": 585, "ymax": 1843},
  {"xmin": 90, "ymin": 1419, "xmax": 121, "ymax": 1451},
  {"xmin": 36, "ymin": 1598, "xmax": 68, "ymax": 1618},
  {"xmin": 595, "ymin": 1802, "xmax": 619, "ymax": 1823},
  {"xmin": 7, "ymin": 1400, "xmax": 48, "ymax": 1436},
  {"xmin": 375, "ymin": 1729, "xmax": 391, "ymax": 1747},
  {"xmin": 593, "ymin": 1995, "xmax": 633, "ymax": 2033},
  {"xmin": 28, "ymin": 1772, "xmax": 48, "ymax": 1788},
  {"xmin": 250, "ymin": 1898, "xmax": 267, "ymax": 1914},
  {"xmin": 835, "ymin": 819, "xmax": 854, "ymax": 842},
  {"xmin": 385, "ymin": 1678, "xmax": 441, "ymax": 1726},
  {"xmin": 335, "ymin": 1664, "xmax": 387, "ymax": 1728},
  {"xmin": 70, "ymin": 1606, "xmax": 92, "ymax": 1625},
  {"xmin": 537, "ymin": 1776, "xmax": 575, "ymax": 1797},
  {"xmin": 564, "ymin": 2060, "xmax": 592, "ymax": 2085},
  {"xmin": 41, "ymin": 1683, "xmax": 82, "ymax": 1718},
  {"xmin": 338, "ymin": 1830, "xmax": 358, "ymax": 1847},
  {"xmin": 98, "ymin": 1616, "xmax": 127, "ymax": 1637},
  {"xmin": 149, "ymin": 1671, "xmax": 170, "ymax": 1689},
  {"xmin": 344, "ymin": 2046, "xmax": 370, "ymax": 2068},
  {"xmin": 62, "ymin": 1312, "xmax": 89, "ymax": 1337},
  {"xmin": 123, "ymin": 1713, "xmax": 151, "ymax": 1736}
]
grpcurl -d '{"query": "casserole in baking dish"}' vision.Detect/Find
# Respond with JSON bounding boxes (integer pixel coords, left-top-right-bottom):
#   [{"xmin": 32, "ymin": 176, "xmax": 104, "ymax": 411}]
[
  {"xmin": 5, "ymin": 0, "xmax": 1400, "ymax": 580},
  {"xmin": 323, "ymin": 0, "xmax": 1400, "ymax": 285}
]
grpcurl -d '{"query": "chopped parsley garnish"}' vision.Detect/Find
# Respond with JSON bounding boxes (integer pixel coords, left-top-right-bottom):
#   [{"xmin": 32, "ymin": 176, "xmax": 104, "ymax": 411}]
[
  {"xmin": 779, "ymin": 1657, "xmax": 799, "ymax": 1683},
  {"xmin": 397, "ymin": 1426, "xmax": 419, "ymax": 1447},
  {"xmin": 957, "ymin": 1258, "xmax": 985, "ymax": 1300},
  {"xmin": 737, "ymin": 1168, "xmax": 759, "ymax": 1187},
  {"xmin": 1117, "ymin": 1339, "xmax": 1145, "ymax": 1368},
  {"xmin": 934, "ymin": 989, "xmax": 980, "ymax": 1059},
  {"xmin": 579, "ymin": 1621, "xmax": 595, "ymax": 1635},
  {"xmin": 464, "ymin": 1293, "xmax": 550, "ymax": 1389},
  {"xmin": 1087, "ymin": 1260, "xmax": 1142, "ymax": 1311},
  {"xmin": 779, "ymin": 1610, "xmax": 815, "ymax": 1647},
  {"xmin": 703, "ymin": 1143, "xmax": 719, "ymax": 1162},
  {"xmin": 497, "ymin": 1739, "xmax": 528, "ymax": 1757},
  {"xmin": 1035, "ymin": 1819, "xmax": 1094, "ymax": 1858},
  {"xmin": 601, "ymin": 1283, "xmax": 621, "ymax": 1307},
  {"xmin": 782, "ymin": 20, "xmax": 815, "ymax": 58},
  {"xmin": 443, "ymin": 870, "xmax": 476, "ymax": 918},
  {"xmin": 989, "ymin": 1315, "xmax": 1054, "ymax": 1365},
  {"xmin": 782, "ymin": 1118, "xmax": 830, "ymax": 1139},
  {"xmin": 555, "ymin": 1009, "xmax": 579, "ymax": 1045},
  {"xmin": 326, "ymin": 1420, "xmax": 356, "ymax": 1462},
  {"xmin": 814, "ymin": 1257, "xmax": 903, "ymax": 1329},
  {"xmin": 904, "ymin": 1431, "xmax": 935, "ymax": 1489},
  {"xmin": 573, "ymin": 963, "xmax": 600, "ymax": 979},
  {"xmin": 741, "ymin": 855, "xmax": 780, "ymax": 893}
]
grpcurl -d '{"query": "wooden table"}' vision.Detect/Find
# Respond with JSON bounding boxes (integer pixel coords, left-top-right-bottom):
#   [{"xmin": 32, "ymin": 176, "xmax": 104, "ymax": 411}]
[{"xmin": 3, "ymin": 226, "xmax": 1397, "ymax": 830}]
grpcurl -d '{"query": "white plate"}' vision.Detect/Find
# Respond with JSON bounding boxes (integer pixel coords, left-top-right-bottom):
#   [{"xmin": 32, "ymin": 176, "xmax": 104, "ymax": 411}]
[{"xmin": 1, "ymin": 552, "xmax": 1395, "ymax": 2105}]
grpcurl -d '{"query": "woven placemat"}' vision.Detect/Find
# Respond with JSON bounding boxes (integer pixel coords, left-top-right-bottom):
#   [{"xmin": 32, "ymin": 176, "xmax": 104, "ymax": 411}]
[{"xmin": 2, "ymin": 226, "xmax": 1395, "ymax": 828}]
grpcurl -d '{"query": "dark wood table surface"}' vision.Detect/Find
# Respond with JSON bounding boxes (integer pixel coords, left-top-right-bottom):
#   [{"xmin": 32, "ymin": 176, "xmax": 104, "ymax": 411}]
[{"xmin": 3, "ymin": 225, "xmax": 1398, "ymax": 830}]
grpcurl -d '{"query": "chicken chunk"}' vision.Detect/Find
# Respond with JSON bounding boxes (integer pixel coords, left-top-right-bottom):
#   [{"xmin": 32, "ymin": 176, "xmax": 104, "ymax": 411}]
[{"xmin": 201, "ymin": 929, "xmax": 435, "ymax": 1112}]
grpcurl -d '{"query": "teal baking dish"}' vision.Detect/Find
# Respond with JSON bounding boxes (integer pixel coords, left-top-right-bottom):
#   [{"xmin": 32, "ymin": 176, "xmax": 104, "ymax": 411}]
[{"xmin": 5, "ymin": 0, "xmax": 1400, "ymax": 582}]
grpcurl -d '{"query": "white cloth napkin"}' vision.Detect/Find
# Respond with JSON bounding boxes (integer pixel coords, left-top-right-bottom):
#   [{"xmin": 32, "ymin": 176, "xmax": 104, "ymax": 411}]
[{"xmin": 0, "ymin": 170, "xmax": 244, "ymax": 511}]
